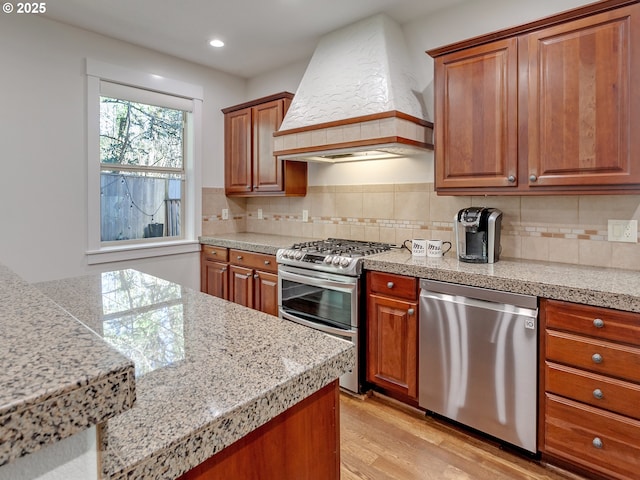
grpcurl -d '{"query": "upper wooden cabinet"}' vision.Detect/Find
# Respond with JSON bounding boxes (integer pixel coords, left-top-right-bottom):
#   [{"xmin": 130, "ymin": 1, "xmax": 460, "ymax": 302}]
[
  {"xmin": 223, "ymin": 92, "xmax": 307, "ymax": 197},
  {"xmin": 428, "ymin": 0, "xmax": 640, "ymax": 195}
]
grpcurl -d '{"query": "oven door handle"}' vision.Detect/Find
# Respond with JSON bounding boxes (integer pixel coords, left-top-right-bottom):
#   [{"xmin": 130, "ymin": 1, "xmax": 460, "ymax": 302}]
[
  {"xmin": 280, "ymin": 309, "xmax": 358, "ymax": 339},
  {"xmin": 278, "ymin": 268, "xmax": 357, "ymax": 292}
]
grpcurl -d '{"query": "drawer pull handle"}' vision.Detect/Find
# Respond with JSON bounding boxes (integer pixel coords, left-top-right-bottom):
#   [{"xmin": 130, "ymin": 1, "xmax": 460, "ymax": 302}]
[
  {"xmin": 387, "ymin": 282, "xmax": 395, "ymax": 289},
  {"xmin": 593, "ymin": 389, "xmax": 604, "ymax": 400},
  {"xmin": 592, "ymin": 353, "xmax": 603, "ymax": 364},
  {"xmin": 593, "ymin": 318, "xmax": 604, "ymax": 328},
  {"xmin": 408, "ymin": 308, "xmax": 415, "ymax": 316},
  {"xmin": 592, "ymin": 437, "xmax": 603, "ymax": 449}
]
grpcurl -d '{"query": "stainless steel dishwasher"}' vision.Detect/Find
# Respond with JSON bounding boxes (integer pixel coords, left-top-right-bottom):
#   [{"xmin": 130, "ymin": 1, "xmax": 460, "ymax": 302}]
[{"xmin": 419, "ymin": 279, "xmax": 538, "ymax": 453}]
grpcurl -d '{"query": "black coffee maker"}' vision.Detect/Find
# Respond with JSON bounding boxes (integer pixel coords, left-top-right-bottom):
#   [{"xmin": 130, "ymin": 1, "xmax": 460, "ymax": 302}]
[{"xmin": 455, "ymin": 207, "xmax": 502, "ymax": 263}]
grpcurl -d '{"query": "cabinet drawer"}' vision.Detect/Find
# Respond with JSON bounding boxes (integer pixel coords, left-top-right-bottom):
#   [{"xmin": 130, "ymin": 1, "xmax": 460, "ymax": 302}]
[
  {"xmin": 202, "ymin": 245, "xmax": 228, "ymax": 262},
  {"xmin": 545, "ymin": 394, "xmax": 640, "ymax": 480},
  {"xmin": 546, "ymin": 330, "xmax": 640, "ymax": 383},
  {"xmin": 545, "ymin": 299, "xmax": 640, "ymax": 346},
  {"xmin": 368, "ymin": 272, "xmax": 417, "ymax": 301},
  {"xmin": 546, "ymin": 362, "xmax": 640, "ymax": 420},
  {"xmin": 229, "ymin": 249, "xmax": 277, "ymax": 273}
]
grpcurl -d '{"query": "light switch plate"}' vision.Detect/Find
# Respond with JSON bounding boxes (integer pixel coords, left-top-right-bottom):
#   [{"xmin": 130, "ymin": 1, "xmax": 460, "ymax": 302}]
[
  {"xmin": 302, "ymin": 210, "xmax": 309, "ymax": 222},
  {"xmin": 222, "ymin": 208, "xmax": 229, "ymax": 220},
  {"xmin": 607, "ymin": 219, "xmax": 638, "ymax": 243},
  {"xmin": 258, "ymin": 208, "xmax": 263, "ymax": 220}
]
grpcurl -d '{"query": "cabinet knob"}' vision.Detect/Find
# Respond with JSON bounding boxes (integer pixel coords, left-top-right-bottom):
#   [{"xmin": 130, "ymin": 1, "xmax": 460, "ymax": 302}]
[
  {"xmin": 593, "ymin": 388, "xmax": 604, "ymax": 400},
  {"xmin": 221, "ymin": 267, "xmax": 227, "ymax": 272},
  {"xmin": 237, "ymin": 255, "xmax": 243, "ymax": 260},
  {"xmin": 592, "ymin": 353, "xmax": 603, "ymax": 364},
  {"xmin": 507, "ymin": 175, "xmax": 516, "ymax": 183},
  {"xmin": 254, "ymin": 274, "xmax": 259, "ymax": 279},
  {"xmin": 529, "ymin": 174, "xmax": 538, "ymax": 182},
  {"xmin": 408, "ymin": 308, "xmax": 415, "ymax": 316},
  {"xmin": 246, "ymin": 273, "xmax": 252, "ymax": 278},
  {"xmin": 593, "ymin": 318, "xmax": 604, "ymax": 328},
  {"xmin": 387, "ymin": 282, "xmax": 394, "ymax": 289},
  {"xmin": 592, "ymin": 437, "xmax": 603, "ymax": 449},
  {"xmin": 264, "ymin": 260, "xmax": 270, "ymax": 265}
]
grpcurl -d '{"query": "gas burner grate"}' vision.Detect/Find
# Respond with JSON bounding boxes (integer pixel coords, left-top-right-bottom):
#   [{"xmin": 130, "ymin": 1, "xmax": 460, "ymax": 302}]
[{"xmin": 289, "ymin": 238, "xmax": 391, "ymax": 257}]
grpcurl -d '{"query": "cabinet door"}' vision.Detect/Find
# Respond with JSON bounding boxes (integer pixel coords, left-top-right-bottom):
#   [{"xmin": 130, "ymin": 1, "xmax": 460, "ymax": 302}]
[
  {"xmin": 224, "ymin": 107, "xmax": 252, "ymax": 195},
  {"xmin": 525, "ymin": 4, "xmax": 640, "ymax": 188},
  {"xmin": 253, "ymin": 270, "xmax": 279, "ymax": 316},
  {"xmin": 253, "ymin": 99, "xmax": 286, "ymax": 193},
  {"xmin": 201, "ymin": 260, "xmax": 229, "ymax": 300},
  {"xmin": 367, "ymin": 294, "xmax": 418, "ymax": 399},
  {"xmin": 229, "ymin": 265, "xmax": 254, "ymax": 309},
  {"xmin": 434, "ymin": 38, "xmax": 519, "ymax": 190}
]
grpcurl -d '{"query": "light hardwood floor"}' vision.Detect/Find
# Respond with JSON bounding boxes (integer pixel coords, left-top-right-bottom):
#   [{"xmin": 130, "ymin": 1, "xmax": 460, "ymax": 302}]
[{"xmin": 340, "ymin": 393, "xmax": 587, "ymax": 480}]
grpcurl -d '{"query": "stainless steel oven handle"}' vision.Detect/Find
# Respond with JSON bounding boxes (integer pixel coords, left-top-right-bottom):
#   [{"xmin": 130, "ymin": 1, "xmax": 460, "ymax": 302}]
[
  {"xmin": 278, "ymin": 268, "xmax": 357, "ymax": 291},
  {"xmin": 280, "ymin": 309, "xmax": 357, "ymax": 339}
]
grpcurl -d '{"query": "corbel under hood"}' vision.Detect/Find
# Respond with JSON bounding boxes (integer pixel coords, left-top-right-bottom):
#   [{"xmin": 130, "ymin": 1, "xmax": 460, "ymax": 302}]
[{"xmin": 274, "ymin": 14, "xmax": 433, "ymax": 163}]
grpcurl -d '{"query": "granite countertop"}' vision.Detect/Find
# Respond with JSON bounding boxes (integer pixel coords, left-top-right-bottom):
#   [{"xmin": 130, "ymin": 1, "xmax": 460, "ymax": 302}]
[
  {"xmin": 0, "ymin": 265, "xmax": 135, "ymax": 467},
  {"xmin": 200, "ymin": 233, "xmax": 640, "ymax": 313},
  {"xmin": 35, "ymin": 269, "xmax": 354, "ymax": 480}
]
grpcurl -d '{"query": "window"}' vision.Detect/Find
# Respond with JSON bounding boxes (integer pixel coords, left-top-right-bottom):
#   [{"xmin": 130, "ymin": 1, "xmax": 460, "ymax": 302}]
[
  {"xmin": 86, "ymin": 60, "xmax": 203, "ymax": 264},
  {"xmin": 100, "ymin": 94, "xmax": 185, "ymax": 243}
]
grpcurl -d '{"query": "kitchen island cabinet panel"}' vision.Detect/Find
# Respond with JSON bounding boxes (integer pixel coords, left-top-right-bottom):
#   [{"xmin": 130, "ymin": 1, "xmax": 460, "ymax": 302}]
[{"xmin": 179, "ymin": 380, "xmax": 340, "ymax": 480}]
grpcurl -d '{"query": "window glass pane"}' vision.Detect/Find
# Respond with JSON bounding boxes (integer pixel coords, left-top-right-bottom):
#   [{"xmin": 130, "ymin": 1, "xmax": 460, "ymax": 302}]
[
  {"xmin": 100, "ymin": 96, "xmax": 184, "ymax": 169},
  {"xmin": 100, "ymin": 171, "xmax": 183, "ymax": 242}
]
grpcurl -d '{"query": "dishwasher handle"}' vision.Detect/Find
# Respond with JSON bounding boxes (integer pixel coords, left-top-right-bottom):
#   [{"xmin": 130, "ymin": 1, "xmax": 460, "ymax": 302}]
[
  {"xmin": 421, "ymin": 289, "xmax": 538, "ymax": 319},
  {"xmin": 420, "ymin": 279, "xmax": 538, "ymax": 310}
]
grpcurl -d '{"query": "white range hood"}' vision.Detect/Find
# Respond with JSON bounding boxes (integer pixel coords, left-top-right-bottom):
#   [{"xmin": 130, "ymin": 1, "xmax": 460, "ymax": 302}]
[{"xmin": 274, "ymin": 14, "xmax": 433, "ymax": 163}]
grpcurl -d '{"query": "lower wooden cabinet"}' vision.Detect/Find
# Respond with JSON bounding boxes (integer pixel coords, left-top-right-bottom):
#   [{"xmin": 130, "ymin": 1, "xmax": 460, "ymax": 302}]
[
  {"xmin": 200, "ymin": 246, "xmax": 229, "ymax": 300},
  {"xmin": 201, "ymin": 246, "xmax": 278, "ymax": 316},
  {"xmin": 541, "ymin": 298, "xmax": 640, "ymax": 480},
  {"xmin": 366, "ymin": 271, "xmax": 418, "ymax": 401}
]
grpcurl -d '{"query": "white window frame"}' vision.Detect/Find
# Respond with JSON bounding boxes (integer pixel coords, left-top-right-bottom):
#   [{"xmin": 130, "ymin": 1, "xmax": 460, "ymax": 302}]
[{"xmin": 86, "ymin": 59, "xmax": 203, "ymax": 264}]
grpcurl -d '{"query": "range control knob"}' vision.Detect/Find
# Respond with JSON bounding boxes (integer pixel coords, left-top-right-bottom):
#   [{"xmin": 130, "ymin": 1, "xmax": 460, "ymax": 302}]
[
  {"xmin": 324, "ymin": 255, "xmax": 333, "ymax": 264},
  {"xmin": 332, "ymin": 256, "xmax": 342, "ymax": 266},
  {"xmin": 340, "ymin": 257, "xmax": 351, "ymax": 267},
  {"xmin": 294, "ymin": 251, "xmax": 304, "ymax": 260}
]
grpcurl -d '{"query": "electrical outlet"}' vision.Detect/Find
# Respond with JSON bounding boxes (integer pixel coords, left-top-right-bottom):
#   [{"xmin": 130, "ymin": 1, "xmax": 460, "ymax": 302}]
[
  {"xmin": 222, "ymin": 208, "xmax": 229, "ymax": 220},
  {"xmin": 302, "ymin": 210, "xmax": 309, "ymax": 222},
  {"xmin": 258, "ymin": 208, "xmax": 263, "ymax": 220},
  {"xmin": 608, "ymin": 219, "xmax": 638, "ymax": 243}
]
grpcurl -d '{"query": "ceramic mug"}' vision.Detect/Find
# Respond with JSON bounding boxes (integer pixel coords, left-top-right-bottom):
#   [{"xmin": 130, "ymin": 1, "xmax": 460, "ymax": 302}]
[
  {"xmin": 427, "ymin": 239, "xmax": 452, "ymax": 258},
  {"xmin": 410, "ymin": 239, "xmax": 427, "ymax": 257}
]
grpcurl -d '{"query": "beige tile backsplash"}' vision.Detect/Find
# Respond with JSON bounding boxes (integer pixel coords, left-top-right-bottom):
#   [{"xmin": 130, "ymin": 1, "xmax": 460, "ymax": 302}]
[{"xmin": 202, "ymin": 184, "xmax": 640, "ymax": 271}]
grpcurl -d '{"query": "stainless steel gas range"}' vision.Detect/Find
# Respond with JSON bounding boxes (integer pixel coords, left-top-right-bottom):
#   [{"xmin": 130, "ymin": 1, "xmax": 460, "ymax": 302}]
[{"xmin": 277, "ymin": 238, "xmax": 392, "ymax": 393}]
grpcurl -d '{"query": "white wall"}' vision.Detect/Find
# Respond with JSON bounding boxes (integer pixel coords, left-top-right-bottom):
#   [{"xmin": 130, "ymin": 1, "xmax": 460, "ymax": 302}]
[{"xmin": 0, "ymin": 14, "xmax": 246, "ymax": 286}]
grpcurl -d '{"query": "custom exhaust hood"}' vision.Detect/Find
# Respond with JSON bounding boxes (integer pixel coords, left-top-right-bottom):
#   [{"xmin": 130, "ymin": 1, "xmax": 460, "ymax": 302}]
[{"xmin": 274, "ymin": 14, "xmax": 433, "ymax": 163}]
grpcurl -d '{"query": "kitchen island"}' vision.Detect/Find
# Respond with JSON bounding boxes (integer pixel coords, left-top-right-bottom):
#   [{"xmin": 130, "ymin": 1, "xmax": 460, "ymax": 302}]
[{"xmin": 2, "ymin": 265, "xmax": 353, "ymax": 480}]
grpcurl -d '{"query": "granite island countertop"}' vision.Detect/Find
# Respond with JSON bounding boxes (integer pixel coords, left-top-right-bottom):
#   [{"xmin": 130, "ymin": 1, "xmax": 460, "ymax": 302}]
[
  {"xmin": 200, "ymin": 233, "xmax": 640, "ymax": 313},
  {"xmin": 35, "ymin": 269, "xmax": 354, "ymax": 480},
  {"xmin": 0, "ymin": 264, "xmax": 135, "ymax": 467}
]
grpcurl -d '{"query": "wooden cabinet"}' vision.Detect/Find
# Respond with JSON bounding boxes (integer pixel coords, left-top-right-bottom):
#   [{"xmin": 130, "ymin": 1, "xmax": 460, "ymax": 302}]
[
  {"xmin": 541, "ymin": 299, "xmax": 640, "ymax": 480},
  {"xmin": 366, "ymin": 271, "xmax": 419, "ymax": 401},
  {"xmin": 200, "ymin": 245, "xmax": 229, "ymax": 299},
  {"xmin": 201, "ymin": 246, "xmax": 278, "ymax": 316},
  {"xmin": 228, "ymin": 249, "xmax": 279, "ymax": 316},
  {"xmin": 222, "ymin": 92, "xmax": 307, "ymax": 197},
  {"xmin": 428, "ymin": 0, "xmax": 640, "ymax": 195}
]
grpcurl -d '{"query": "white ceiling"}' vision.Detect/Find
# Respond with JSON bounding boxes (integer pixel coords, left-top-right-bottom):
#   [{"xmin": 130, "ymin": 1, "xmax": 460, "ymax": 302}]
[{"xmin": 43, "ymin": 0, "xmax": 465, "ymax": 79}]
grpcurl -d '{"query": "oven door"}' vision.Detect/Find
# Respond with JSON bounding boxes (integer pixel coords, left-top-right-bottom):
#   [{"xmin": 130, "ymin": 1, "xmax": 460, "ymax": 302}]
[{"xmin": 278, "ymin": 265, "xmax": 358, "ymax": 333}]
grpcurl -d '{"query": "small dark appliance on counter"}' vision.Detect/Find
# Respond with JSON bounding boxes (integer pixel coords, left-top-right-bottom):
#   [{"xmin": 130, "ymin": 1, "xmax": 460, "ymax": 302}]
[{"xmin": 455, "ymin": 207, "xmax": 502, "ymax": 263}]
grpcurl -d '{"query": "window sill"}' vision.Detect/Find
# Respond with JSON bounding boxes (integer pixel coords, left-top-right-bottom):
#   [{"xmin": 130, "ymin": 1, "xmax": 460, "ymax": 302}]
[{"xmin": 86, "ymin": 240, "xmax": 200, "ymax": 265}]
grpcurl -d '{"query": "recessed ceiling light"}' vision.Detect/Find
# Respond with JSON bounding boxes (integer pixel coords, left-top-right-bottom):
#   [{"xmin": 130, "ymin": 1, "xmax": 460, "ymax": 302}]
[{"xmin": 209, "ymin": 39, "xmax": 224, "ymax": 48}]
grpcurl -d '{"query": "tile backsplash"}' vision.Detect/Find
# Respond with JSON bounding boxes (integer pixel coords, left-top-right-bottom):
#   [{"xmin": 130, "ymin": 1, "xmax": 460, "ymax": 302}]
[{"xmin": 202, "ymin": 185, "xmax": 640, "ymax": 271}]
